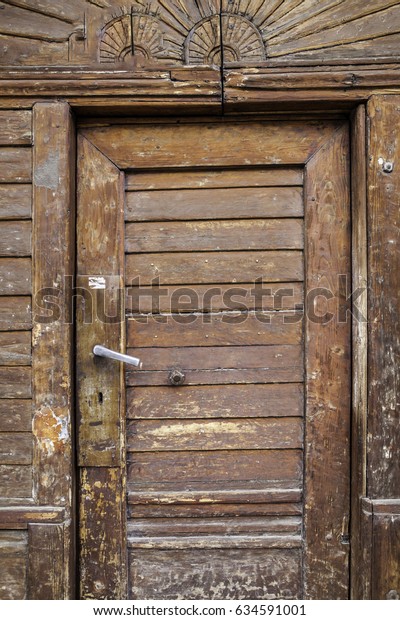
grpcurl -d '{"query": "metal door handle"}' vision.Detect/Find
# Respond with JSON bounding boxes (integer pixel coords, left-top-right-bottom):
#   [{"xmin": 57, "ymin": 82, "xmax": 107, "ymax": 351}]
[{"xmin": 93, "ymin": 345, "xmax": 142, "ymax": 368}]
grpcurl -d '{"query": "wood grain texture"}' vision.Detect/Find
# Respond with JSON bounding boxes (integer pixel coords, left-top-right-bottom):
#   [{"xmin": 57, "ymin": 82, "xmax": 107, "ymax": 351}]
[
  {"xmin": 0, "ymin": 332, "xmax": 31, "ymax": 366},
  {"xmin": 0, "ymin": 531, "xmax": 27, "ymax": 600},
  {"xmin": 351, "ymin": 104, "xmax": 368, "ymax": 600},
  {"xmin": 128, "ymin": 516, "xmax": 301, "ymax": 537},
  {"xmin": 129, "ymin": 549, "xmax": 301, "ymax": 599},
  {"xmin": 126, "ymin": 283, "xmax": 304, "ymax": 314},
  {"xmin": 0, "ymin": 465, "xmax": 32, "ymax": 497},
  {"xmin": 129, "ymin": 502, "xmax": 302, "ymax": 519},
  {"xmin": 0, "ymin": 221, "xmax": 31, "ymax": 257},
  {"xmin": 128, "ymin": 312, "xmax": 303, "ymax": 347},
  {"xmin": 128, "ymin": 449, "xmax": 302, "ymax": 487},
  {"xmin": 80, "ymin": 468, "xmax": 127, "ymax": 601},
  {"xmin": 0, "ymin": 258, "xmax": 31, "ymax": 295},
  {"xmin": 0, "ymin": 111, "xmax": 31, "ymax": 146},
  {"xmin": 0, "ymin": 184, "xmax": 31, "ymax": 220},
  {"xmin": 372, "ymin": 510, "xmax": 400, "ymax": 600},
  {"xmin": 0, "ymin": 367, "xmax": 31, "ymax": 399},
  {"xmin": 0, "ymin": 399, "xmax": 32, "ymax": 432},
  {"xmin": 127, "ymin": 345, "xmax": 304, "ymax": 386},
  {"xmin": 1, "ymin": 0, "xmax": 400, "ymax": 70},
  {"xmin": 367, "ymin": 96, "xmax": 400, "ymax": 500},
  {"xmin": 32, "ymin": 103, "xmax": 75, "ymax": 516},
  {"xmin": 126, "ymin": 219, "xmax": 303, "ymax": 253},
  {"xmin": 127, "ymin": 384, "xmax": 304, "ymax": 420},
  {"xmin": 0, "ymin": 433, "xmax": 32, "ymax": 465},
  {"xmin": 27, "ymin": 523, "xmax": 65, "ymax": 600},
  {"xmin": 0, "ymin": 506, "xmax": 65, "ymax": 529},
  {"xmin": 77, "ymin": 135, "xmax": 124, "ymax": 275},
  {"xmin": 0, "ymin": 297, "xmax": 32, "ymax": 331},
  {"xmin": 77, "ymin": 131, "xmax": 127, "ymax": 600},
  {"xmin": 125, "ymin": 187, "xmax": 303, "ymax": 222},
  {"xmin": 77, "ymin": 276, "xmax": 124, "ymax": 467},
  {"xmin": 304, "ymin": 124, "xmax": 351, "ymax": 599},
  {"xmin": 126, "ymin": 251, "xmax": 304, "ymax": 285},
  {"xmin": 128, "ymin": 487, "xmax": 302, "ymax": 506},
  {"xmin": 83, "ymin": 121, "xmax": 340, "ymax": 169},
  {"xmin": 127, "ymin": 418, "xmax": 303, "ymax": 452},
  {"xmin": 0, "ymin": 148, "xmax": 32, "ymax": 183},
  {"xmin": 126, "ymin": 168, "xmax": 303, "ymax": 191}
]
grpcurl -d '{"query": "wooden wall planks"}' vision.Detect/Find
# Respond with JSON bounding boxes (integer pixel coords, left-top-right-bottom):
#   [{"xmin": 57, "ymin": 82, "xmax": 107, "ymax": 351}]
[
  {"xmin": 0, "ymin": 185, "xmax": 31, "ymax": 220},
  {"xmin": 127, "ymin": 384, "xmax": 304, "ymax": 420}
]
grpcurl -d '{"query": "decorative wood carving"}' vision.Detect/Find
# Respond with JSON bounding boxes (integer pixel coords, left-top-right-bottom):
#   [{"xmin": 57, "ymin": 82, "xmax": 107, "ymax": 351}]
[{"xmin": 1, "ymin": 0, "xmax": 400, "ymax": 67}]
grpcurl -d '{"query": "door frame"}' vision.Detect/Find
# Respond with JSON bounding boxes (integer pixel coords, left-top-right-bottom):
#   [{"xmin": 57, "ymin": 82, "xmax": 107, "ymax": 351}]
[{"xmin": 32, "ymin": 102, "xmax": 368, "ymax": 600}]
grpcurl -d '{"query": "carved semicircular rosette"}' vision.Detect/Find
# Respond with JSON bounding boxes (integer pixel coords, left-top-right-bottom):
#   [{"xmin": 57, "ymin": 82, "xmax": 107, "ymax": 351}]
[
  {"xmin": 98, "ymin": 1, "xmax": 268, "ymax": 65},
  {"xmin": 100, "ymin": 11, "xmax": 165, "ymax": 63},
  {"xmin": 95, "ymin": 0, "xmax": 400, "ymax": 67},
  {"xmin": 185, "ymin": 13, "xmax": 266, "ymax": 65}
]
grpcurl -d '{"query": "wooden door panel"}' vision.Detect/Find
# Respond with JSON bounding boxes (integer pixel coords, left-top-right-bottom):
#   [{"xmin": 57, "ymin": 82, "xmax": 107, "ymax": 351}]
[
  {"xmin": 127, "ymin": 384, "xmax": 304, "ymax": 419},
  {"xmin": 77, "ymin": 119, "xmax": 351, "ymax": 600},
  {"xmin": 126, "ymin": 251, "xmax": 304, "ymax": 284},
  {"xmin": 125, "ymin": 219, "xmax": 304, "ymax": 252},
  {"xmin": 125, "ymin": 187, "xmax": 304, "ymax": 221},
  {"xmin": 129, "ymin": 549, "xmax": 302, "ymax": 600},
  {"xmin": 126, "ymin": 282, "xmax": 304, "ymax": 314}
]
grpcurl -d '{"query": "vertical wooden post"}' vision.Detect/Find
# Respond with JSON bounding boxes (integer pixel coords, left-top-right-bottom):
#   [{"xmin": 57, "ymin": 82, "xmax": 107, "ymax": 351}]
[
  {"xmin": 350, "ymin": 105, "xmax": 368, "ymax": 600},
  {"xmin": 32, "ymin": 102, "xmax": 76, "ymax": 598},
  {"xmin": 76, "ymin": 135, "xmax": 126, "ymax": 600},
  {"xmin": 367, "ymin": 95, "xmax": 400, "ymax": 599},
  {"xmin": 304, "ymin": 125, "xmax": 351, "ymax": 599}
]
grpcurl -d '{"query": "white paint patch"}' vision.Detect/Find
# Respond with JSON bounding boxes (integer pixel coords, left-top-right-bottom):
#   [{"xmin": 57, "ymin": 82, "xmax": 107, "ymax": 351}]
[{"xmin": 89, "ymin": 276, "xmax": 106, "ymax": 289}]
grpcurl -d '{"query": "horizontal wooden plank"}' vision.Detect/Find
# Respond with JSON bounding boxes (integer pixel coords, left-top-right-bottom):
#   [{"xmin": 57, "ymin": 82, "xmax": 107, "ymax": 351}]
[
  {"xmin": 0, "ymin": 399, "xmax": 31, "ymax": 432},
  {"xmin": 128, "ymin": 502, "xmax": 303, "ymax": 519},
  {"xmin": 129, "ymin": 548, "xmax": 301, "ymax": 599},
  {"xmin": 127, "ymin": 418, "xmax": 303, "ymax": 452},
  {"xmin": 0, "ymin": 222, "xmax": 31, "ymax": 257},
  {"xmin": 126, "ymin": 282, "xmax": 304, "ymax": 314},
  {"xmin": 128, "ymin": 449, "xmax": 302, "ymax": 486},
  {"xmin": 125, "ymin": 187, "xmax": 303, "ymax": 222},
  {"xmin": 126, "ymin": 251, "xmax": 304, "ymax": 285},
  {"xmin": 0, "ymin": 259, "xmax": 31, "ymax": 295},
  {"xmin": 125, "ymin": 168, "xmax": 303, "ymax": 190},
  {"xmin": 0, "ymin": 332, "xmax": 31, "ymax": 366},
  {"xmin": 128, "ymin": 535, "xmax": 301, "ymax": 550},
  {"xmin": 127, "ymin": 383, "xmax": 304, "ymax": 420},
  {"xmin": 128, "ymin": 312, "xmax": 302, "ymax": 348},
  {"xmin": 0, "ymin": 184, "xmax": 31, "ymax": 219},
  {"xmin": 128, "ymin": 516, "xmax": 301, "ymax": 537},
  {"xmin": 0, "ymin": 297, "xmax": 32, "ymax": 331},
  {"xmin": 0, "ymin": 465, "xmax": 32, "ymax": 497},
  {"xmin": 127, "ymin": 486, "xmax": 302, "ymax": 505},
  {"xmin": 83, "ymin": 121, "xmax": 340, "ymax": 168},
  {"xmin": 0, "ymin": 111, "xmax": 31, "ymax": 146},
  {"xmin": 0, "ymin": 148, "xmax": 32, "ymax": 183},
  {"xmin": 0, "ymin": 433, "xmax": 32, "ymax": 465},
  {"xmin": 0, "ymin": 506, "xmax": 65, "ymax": 529},
  {"xmin": 0, "ymin": 367, "xmax": 32, "ymax": 399},
  {"xmin": 127, "ymin": 345, "xmax": 303, "ymax": 386},
  {"xmin": 125, "ymin": 219, "xmax": 304, "ymax": 253}
]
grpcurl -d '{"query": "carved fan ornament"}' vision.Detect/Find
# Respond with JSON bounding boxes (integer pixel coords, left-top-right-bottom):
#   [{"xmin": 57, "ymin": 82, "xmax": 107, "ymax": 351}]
[{"xmin": 99, "ymin": 5, "xmax": 267, "ymax": 65}]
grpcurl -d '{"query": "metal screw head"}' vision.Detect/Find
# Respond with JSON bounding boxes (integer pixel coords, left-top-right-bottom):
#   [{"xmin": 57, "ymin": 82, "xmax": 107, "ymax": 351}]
[
  {"xmin": 378, "ymin": 157, "xmax": 394, "ymax": 173},
  {"xmin": 168, "ymin": 368, "xmax": 186, "ymax": 386}
]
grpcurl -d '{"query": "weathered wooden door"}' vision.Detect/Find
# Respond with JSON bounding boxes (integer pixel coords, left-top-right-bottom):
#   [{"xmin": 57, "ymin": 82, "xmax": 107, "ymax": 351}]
[{"xmin": 76, "ymin": 119, "xmax": 351, "ymax": 600}]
